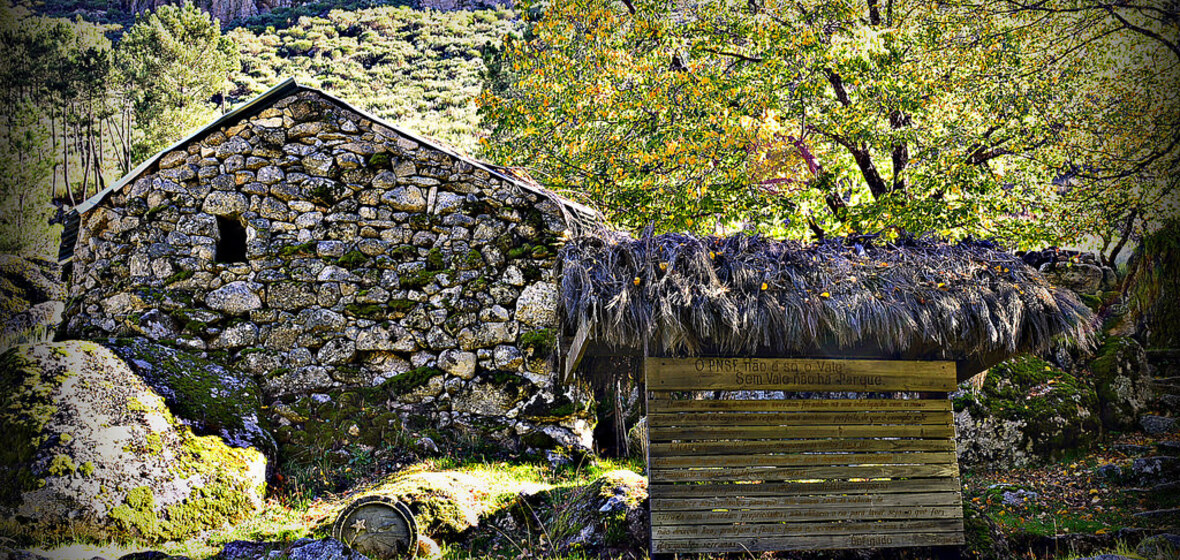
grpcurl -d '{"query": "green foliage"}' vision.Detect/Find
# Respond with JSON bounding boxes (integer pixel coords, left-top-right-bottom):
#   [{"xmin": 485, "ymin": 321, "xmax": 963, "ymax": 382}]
[
  {"xmin": 1126, "ymin": 218, "xmax": 1180, "ymax": 347},
  {"xmin": 117, "ymin": 1, "xmax": 238, "ymax": 159},
  {"xmin": 164, "ymin": 269, "xmax": 194, "ymax": 284},
  {"xmin": 426, "ymin": 247, "xmax": 446, "ymax": 270},
  {"xmin": 399, "ymin": 268, "xmax": 450, "ymax": 289},
  {"xmin": 228, "ymin": 5, "xmax": 517, "ymax": 153},
  {"xmin": 518, "ymin": 328, "xmax": 554, "ymax": 356},
  {"xmin": 479, "ymin": 0, "xmax": 1176, "ymax": 248}
]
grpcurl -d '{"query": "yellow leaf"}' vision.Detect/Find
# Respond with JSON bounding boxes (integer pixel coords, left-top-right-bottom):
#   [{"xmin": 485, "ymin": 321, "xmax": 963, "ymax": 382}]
[
  {"xmin": 761, "ymin": 282, "xmax": 768, "ymax": 291},
  {"xmin": 633, "ymin": 277, "xmax": 641, "ymax": 286},
  {"xmin": 709, "ymin": 251, "xmax": 715, "ymax": 259},
  {"xmin": 820, "ymin": 292, "xmax": 831, "ymax": 298},
  {"xmin": 659, "ymin": 262, "xmax": 668, "ymax": 270}
]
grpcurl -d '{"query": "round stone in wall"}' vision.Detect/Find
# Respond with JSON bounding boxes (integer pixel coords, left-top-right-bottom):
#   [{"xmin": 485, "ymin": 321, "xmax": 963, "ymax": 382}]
[
  {"xmin": 206, "ymin": 281, "xmax": 263, "ymax": 315},
  {"xmin": 515, "ymin": 282, "xmax": 559, "ymax": 327}
]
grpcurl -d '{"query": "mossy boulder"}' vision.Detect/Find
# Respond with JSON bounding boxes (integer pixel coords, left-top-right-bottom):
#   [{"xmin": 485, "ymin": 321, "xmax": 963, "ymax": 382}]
[
  {"xmin": 954, "ymin": 354, "xmax": 1100, "ymax": 469},
  {"xmin": 1089, "ymin": 336, "xmax": 1155, "ymax": 431},
  {"xmin": 103, "ymin": 337, "xmax": 274, "ymax": 456},
  {"xmin": 0, "ymin": 341, "xmax": 266, "ymax": 544},
  {"xmin": 1124, "ymin": 218, "xmax": 1180, "ymax": 347}
]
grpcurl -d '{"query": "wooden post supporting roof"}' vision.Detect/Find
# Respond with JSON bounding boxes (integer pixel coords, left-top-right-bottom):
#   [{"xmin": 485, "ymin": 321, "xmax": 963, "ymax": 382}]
[{"xmin": 644, "ymin": 357, "xmax": 965, "ymax": 554}]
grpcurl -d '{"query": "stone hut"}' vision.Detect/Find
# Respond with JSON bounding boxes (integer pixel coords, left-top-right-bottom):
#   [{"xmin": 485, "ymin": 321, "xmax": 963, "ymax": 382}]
[{"xmin": 58, "ymin": 78, "xmax": 603, "ymax": 452}]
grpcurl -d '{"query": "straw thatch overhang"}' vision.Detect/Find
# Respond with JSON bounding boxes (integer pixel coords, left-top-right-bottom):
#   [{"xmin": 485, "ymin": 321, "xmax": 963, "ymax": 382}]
[{"xmin": 560, "ymin": 231, "xmax": 1095, "ymax": 383}]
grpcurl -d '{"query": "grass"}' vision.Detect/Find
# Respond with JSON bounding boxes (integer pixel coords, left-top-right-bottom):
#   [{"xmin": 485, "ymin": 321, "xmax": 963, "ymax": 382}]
[{"xmin": 22, "ymin": 455, "xmax": 644, "ymax": 560}]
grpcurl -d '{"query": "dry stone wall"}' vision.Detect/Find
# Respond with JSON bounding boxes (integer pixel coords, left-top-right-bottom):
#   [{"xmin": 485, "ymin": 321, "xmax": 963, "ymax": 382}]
[{"xmin": 64, "ymin": 89, "xmax": 593, "ymax": 452}]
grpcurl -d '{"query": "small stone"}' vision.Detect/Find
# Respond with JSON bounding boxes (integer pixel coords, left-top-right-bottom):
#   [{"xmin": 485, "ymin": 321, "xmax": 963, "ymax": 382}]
[
  {"xmin": 439, "ymin": 349, "xmax": 477, "ymax": 379},
  {"xmin": 159, "ymin": 150, "xmax": 187, "ymax": 169},
  {"xmin": 317, "ymin": 339, "xmax": 355, "ymax": 365},
  {"xmin": 316, "ymin": 241, "xmax": 346, "ymax": 259},
  {"xmin": 515, "ymin": 282, "xmax": 559, "ymax": 327},
  {"xmin": 494, "ymin": 345, "xmax": 523, "ymax": 369},
  {"xmin": 381, "ymin": 186, "xmax": 426, "ymax": 212},
  {"xmin": 433, "ymin": 191, "xmax": 464, "ymax": 214},
  {"xmin": 295, "ymin": 212, "xmax": 323, "ymax": 229},
  {"xmin": 302, "ymin": 152, "xmax": 334, "ymax": 177},
  {"xmin": 202, "ymin": 192, "xmax": 249, "ymax": 216},
  {"xmin": 336, "ymin": 153, "xmax": 363, "ymax": 169},
  {"xmin": 206, "ymin": 281, "xmax": 263, "ymax": 315},
  {"xmin": 257, "ymin": 166, "xmax": 285, "ymax": 185},
  {"xmin": 214, "ymin": 322, "xmax": 259, "ymax": 348}
]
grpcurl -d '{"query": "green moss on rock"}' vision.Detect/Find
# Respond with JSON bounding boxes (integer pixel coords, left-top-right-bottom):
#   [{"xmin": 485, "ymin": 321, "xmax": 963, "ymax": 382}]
[
  {"xmin": 519, "ymin": 329, "xmax": 555, "ymax": 356},
  {"xmin": 0, "ymin": 347, "xmax": 67, "ymax": 508},
  {"xmin": 381, "ymin": 366, "xmax": 443, "ymax": 396},
  {"xmin": 956, "ymin": 354, "xmax": 1100, "ymax": 463},
  {"xmin": 336, "ymin": 250, "xmax": 367, "ymax": 269}
]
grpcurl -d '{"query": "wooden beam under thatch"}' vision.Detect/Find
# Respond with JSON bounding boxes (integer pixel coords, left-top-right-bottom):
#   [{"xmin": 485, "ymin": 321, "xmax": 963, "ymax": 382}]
[{"xmin": 559, "ymin": 231, "xmax": 1094, "ymax": 382}]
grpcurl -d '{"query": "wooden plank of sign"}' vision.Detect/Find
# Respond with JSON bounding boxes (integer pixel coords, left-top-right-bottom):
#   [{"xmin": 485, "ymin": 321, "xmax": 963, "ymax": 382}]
[
  {"xmin": 651, "ymin": 451, "xmax": 957, "ymax": 469},
  {"xmin": 651, "ymin": 505, "xmax": 964, "ymax": 525},
  {"xmin": 562, "ymin": 321, "xmax": 590, "ymax": 382},
  {"xmin": 649, "ymin": 463, "xmax": 959, "ymax": 482},
  {"xmin": 651, "ymin": 519, "xmax": 963, "ymax": 538},
  {"xmin": 649, "ymin": 477, "xmax": 962, "ymax": 497},
  {"xmin": 648, "ymin": 423, "xmax": 955, "ymax": 441},
  {"xmin": 648, "ymin": 410, "xmax": 953, "ymax": 427},
  {"xmin": 652, "ymin": 491, "xmax": 961, "ymax": 511},
  {"xmin": 647, "ymin": 398, "xmax": 953, "ymax": 413},
  {"xmin": 651, "ymin": 531, "xmax": 966, "ymax": 553},
  {"xmin": 646, "ymin": 358, "xmax": 956, "ymax": 392},
  {"xmin": 650, "ymin": 437, "xmax": 956, "ymax": 456}
]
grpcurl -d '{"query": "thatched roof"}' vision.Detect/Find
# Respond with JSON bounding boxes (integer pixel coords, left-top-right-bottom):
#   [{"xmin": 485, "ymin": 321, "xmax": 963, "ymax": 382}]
[{"xmin": 560, "ymin": 231, "xmax": 1095, "ymax": 381}]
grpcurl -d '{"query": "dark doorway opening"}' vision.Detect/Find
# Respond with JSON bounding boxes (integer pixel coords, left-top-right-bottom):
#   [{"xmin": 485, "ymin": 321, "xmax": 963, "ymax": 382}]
[{"xmin": 215, "ymin": 216, "xmax": 247, "ymax": 263}]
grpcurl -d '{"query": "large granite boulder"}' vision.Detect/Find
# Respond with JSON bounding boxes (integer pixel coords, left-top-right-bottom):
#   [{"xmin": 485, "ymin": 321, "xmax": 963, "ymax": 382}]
[
  {"xmin": 955, "ymin": 355, "xmax": 1100, "ymax": 469},
  {"xmin": 103, "ymin": 337, "xmax": 275, "ymax": 455},
  {"xmin": 0, "ymin": 341, "xmax": 266, "ymax": 543}
]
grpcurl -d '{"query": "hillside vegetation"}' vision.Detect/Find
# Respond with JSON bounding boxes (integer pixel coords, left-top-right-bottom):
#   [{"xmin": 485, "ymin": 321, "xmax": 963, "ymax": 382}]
[{"xmin": 229, "ymin": 5, "xmax": 517, "ymax": 152}]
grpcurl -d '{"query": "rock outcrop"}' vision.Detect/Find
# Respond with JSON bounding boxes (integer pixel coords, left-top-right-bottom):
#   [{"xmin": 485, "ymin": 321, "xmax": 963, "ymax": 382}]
[
  {"xmin": 955, "ymin": 355, "xmax": 1100, "ymax": 469},
  {"xmin": 127, "ymin": 0, "xmax": 294, "ymax": 26},
  {"xmin": 1090, "ymin": 336, "xmax": 1156, "ymax": 431},
  {"xmin": 0, "ymin": 342, "xmax": 266, "ymax": 543},
  {"xmin": 0, "ymin": 255, "xmax": 64, "ymax": 351}
]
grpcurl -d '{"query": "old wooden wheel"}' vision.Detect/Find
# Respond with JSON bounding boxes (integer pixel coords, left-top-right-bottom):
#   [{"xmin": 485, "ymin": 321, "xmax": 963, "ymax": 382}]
[{"xmin": 332, "ymin": 495, "xmax": 419, "ymax": 559}]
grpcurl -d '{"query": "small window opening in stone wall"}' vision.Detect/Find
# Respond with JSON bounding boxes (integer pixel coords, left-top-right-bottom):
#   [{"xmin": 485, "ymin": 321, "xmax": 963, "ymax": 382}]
[{"xmin": 215, "ymin": 216, "xmax": 247, "ymax": 263}]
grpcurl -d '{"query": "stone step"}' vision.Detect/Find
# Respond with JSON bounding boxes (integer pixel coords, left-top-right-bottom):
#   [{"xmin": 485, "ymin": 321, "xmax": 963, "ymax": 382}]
[
  {"xmin": 1147, "ymin": 348, "xmax": 1180, "ymax": 361},
  {"xmin": 1152, "ymin": 380, "xmax": 1180, "ymax": 395},
  {"xmin": 1148, "ymin": 348, "xmax": 1180, "ymax": 377},
  {"xmin": 1142, "ymin": 415, "xmax": 1179, "ymax": 435}
]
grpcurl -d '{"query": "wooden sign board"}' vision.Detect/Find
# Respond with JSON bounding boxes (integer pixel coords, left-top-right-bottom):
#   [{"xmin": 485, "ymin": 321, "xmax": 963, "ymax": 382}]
[{"xmin": 645, "ymin": 357, "xmax": 964, "ymax": 554}]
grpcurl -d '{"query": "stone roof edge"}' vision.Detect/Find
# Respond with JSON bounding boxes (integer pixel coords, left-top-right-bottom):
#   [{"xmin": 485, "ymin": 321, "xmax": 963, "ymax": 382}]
[{"xmin": 71, "ymin": 78, "xmax": 606, "ymax": 232}]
